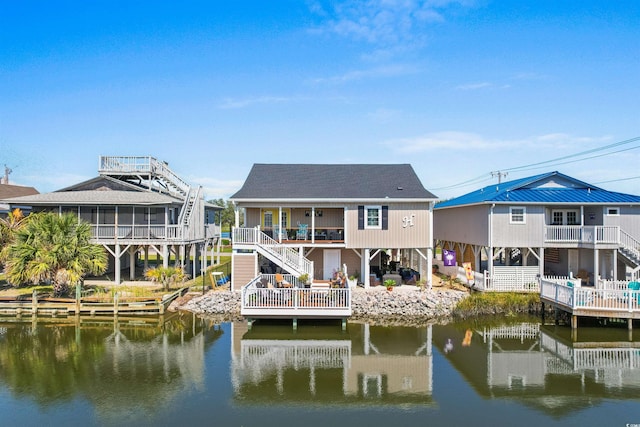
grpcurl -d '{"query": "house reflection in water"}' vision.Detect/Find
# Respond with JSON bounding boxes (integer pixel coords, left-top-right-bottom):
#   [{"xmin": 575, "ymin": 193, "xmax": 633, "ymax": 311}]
[
  {"xmin": 432, "ymin": 320, "xmax": 640, "ymax": 416},
  {"xmin": 230, "ymin": 321, "xmax": 433, "ymax": 405}
]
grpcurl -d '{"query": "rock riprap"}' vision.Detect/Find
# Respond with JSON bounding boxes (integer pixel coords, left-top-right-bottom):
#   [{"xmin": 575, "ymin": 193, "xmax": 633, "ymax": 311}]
[{"xmin": 181, "ymin": 287, "xmax": 468, "ymax": 323}]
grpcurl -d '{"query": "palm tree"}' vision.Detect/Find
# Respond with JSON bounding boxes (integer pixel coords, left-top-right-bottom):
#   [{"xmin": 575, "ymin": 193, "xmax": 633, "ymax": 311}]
[
  {"xmin": 4, "ymin": 212, "xmax": 108, "ymax": 296},
  {"xmin": 0, "ymin": 208, "xmax": 27, "ymax": 266},
  {"xmin": 144, "ymin": 266, "xmax": 187, "ymax": 291}
]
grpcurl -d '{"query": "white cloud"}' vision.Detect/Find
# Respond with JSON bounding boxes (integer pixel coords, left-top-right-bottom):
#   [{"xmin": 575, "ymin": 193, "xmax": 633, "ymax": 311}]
[
  {"xmin": 309, "ymin": 0, "xmax": 475, "ymax": 55},
  {"xmin": 309, "ymin": 63, "xmax": 419, "ymax": 84},
  {"xmin": 188, "ymin": 176, "xmax": 245, "ymax": 200},
  {"xmin": 455, "ymin": 82, "xmax": 493, "ymax": 90},
  {"xmin": 383, "ymin": 131, "xmax": 613, "ymax": 154},
  {"xmin": 217, "ymin": 96, "xmax": 301, "ymax": 110}
]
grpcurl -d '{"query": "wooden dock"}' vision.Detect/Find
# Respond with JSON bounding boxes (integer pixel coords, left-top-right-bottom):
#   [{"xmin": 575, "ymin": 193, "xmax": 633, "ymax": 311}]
[
  {"xmin": 0, "ymin": 287, "xmax": 188, "ymax": 317},
  {"xmin": 241, "ymin": 275, "xmax": 352, "ymax": 330},
  {"xmin": 540, "ymin": 279, "xmax": 640, "ymax": 330}
]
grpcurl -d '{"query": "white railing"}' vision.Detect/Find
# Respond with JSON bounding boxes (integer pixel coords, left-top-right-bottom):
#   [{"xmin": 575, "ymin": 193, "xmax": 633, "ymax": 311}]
[
  {"xmin": 540, "ymin": 278, "xmax": 640, "ymax": 312},
  {"xmin": 620, "ymin": 229, "xmax": 640, "ymax": 261},
  {"xmin": 544, "ymin": 225, "xmax": 620, "ymax": 245},
  {"xmin": 233, "ymin": 228, "xmax": 314, "ymax": 278},
  {"xmin": 483, "ymin": 266, "xmax": 540, "ymax": 292},
  {"xmin": 241, "ymin": 276, "xmax": 351, "ymax": 315},
  {"xmin": 91, "ymin": 224, "xmax": 188, "ymax": 241}
]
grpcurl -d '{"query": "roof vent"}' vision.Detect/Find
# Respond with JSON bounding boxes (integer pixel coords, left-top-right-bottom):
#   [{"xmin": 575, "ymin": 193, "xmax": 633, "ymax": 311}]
[{"xmin": 397, "ymin": 186, "xmax": 403, "ymax": 191}]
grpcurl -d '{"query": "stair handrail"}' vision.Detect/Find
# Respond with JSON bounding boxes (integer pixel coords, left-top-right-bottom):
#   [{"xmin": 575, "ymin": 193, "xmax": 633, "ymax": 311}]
[
  {"xmin": 148, "ymin": 157, "xmax": 191, "ymax": 197},
  {"xmin": 619, "ymin": 229, "xmax": 640, "ymax": 261},
  {"xmin": 235, "ymin": 227, "xmax": 313, "ymax": 278}
]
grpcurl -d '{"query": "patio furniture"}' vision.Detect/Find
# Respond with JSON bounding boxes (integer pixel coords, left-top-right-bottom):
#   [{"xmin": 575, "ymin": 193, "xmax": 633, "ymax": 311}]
[
  {"xmin": 273, "ymin": 225, "xmax": 288, "ymax": 240},
  {"xmin": 296, "ymin": 223, "xmax": 308, "ymax": 240},
  {"xmin": 275, "ymin": 273, "xmax": 291, "ymax": 288}
]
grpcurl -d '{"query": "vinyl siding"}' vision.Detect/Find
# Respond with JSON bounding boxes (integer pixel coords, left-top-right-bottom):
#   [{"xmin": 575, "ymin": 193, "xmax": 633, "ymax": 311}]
[
  {"xmin": 433, "ymin": 204, "xmax": 489, "ymax": 246},
  {"xmin": 491, "ymin": 205, "xmax": 546, "ymax": 247},
  {"xmin": 346, "ymin": 202, "xmax": 431, "ymax": 248}
]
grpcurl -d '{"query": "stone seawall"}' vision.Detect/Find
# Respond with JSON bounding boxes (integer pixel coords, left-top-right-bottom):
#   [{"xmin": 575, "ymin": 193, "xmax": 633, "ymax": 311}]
[{"xmin": 179, "ymin": 287, "xmax": 469, "ymax": 325}]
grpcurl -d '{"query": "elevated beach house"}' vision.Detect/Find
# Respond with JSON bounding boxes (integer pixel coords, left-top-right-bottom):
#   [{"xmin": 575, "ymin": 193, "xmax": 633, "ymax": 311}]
[
  {"xmin": 0, "ymin": 156, "xmax": 221, "ymax": 283},
  {"xmin": 229, "ymin": 163, "xmax": 438, "ymax": 291},
  {"xmin": 433, "ymin": 171, "xmax": 640, "ymax": 291}
]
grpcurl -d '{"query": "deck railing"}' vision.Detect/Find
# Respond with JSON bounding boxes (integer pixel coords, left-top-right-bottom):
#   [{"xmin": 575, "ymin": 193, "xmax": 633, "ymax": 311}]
[
  {"xmin": 544, "ymin": 225, "xmax": 620, "ymax": 245},
  {"xmin": 233, "ymin": 228, "xmax": 314, "ymax": 277},
  {"xmin": 540, "ymin": 278, "xmax": 640, "ymax": 312},
  {"xmin": 90, "ymin": 224, "xmax": 208, "ymax": 241},
  {"xmin": 241, "ymin": 276, "xmax": 351, "ymax": 316}
]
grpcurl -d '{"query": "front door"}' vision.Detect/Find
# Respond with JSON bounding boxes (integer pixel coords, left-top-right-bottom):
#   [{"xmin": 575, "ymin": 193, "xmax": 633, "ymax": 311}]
[{"xmin": 323, "ymin": 249, "xmax": 341, "ymax": 280}]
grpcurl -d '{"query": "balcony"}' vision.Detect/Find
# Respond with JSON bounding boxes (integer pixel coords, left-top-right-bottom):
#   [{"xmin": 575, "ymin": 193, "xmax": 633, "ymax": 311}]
[{"xmin": 544, "ymin": 225, "xmax": 620, "ymax": 247}]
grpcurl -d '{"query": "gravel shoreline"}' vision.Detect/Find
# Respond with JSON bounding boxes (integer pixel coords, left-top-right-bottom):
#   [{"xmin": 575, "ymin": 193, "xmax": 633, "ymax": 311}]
[{"xmin": 176, "ymin": 286, "xmax": 469, "ymax": 325}]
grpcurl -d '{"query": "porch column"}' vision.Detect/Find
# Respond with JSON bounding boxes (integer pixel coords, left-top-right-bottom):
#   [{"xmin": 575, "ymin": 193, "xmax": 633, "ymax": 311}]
[
  {"xmin": 539, "ymin": 247, "xmax": 545, "ymax": 278},
  {"xmin": 163, "ymin": 244, "xmax": 169, "ymax": 268},
  {"xmin": 612, "ymin": 249, "xmax": 618, "ymax": 280},
  {"xmin": 234, "ymin": 207, "xmax": 240, "ymax": 228},
  {"xmin": 427, "ymin": 246, "xmax": 433, "ymax": 290},
  {"xmin": 144, "ymin": 246, "xmax": 149, "ymax": 271},
  {"xmin": 114, "ymin": 244, "xmax": 121, "ymax": 284},
  {"xmin": 129, "ymin": 247, "xmax": 136, "ymax": 280},
  {"xmin": 594, "ymin": 249, "xmax": 600, "ymax": 285},
  {"xmin": 311, "ymin": 207, "xmax": 315, "ymax": 243},
  {"xmin": 363, "ymin": 248, "xmax": 371, "ymax": 289},
  {"xmin": 193, "ymin": 244, "xmax": 200, "ymax": 279},
  {"xmin": 278, "ymin": 207, "xmax": 283, "ymax": 242}
]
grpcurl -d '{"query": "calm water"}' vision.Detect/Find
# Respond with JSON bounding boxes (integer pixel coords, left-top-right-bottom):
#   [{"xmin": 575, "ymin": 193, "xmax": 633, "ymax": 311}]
[{"xmin": 0, "ymin": 313, "xmax": 639, "ymax": 427}]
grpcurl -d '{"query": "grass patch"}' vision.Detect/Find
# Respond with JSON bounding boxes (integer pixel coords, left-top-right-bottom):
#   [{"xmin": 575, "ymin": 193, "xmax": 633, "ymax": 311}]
[{"xmin": 453, "ymin": 292, "xmax": 543, "ymax": 318}]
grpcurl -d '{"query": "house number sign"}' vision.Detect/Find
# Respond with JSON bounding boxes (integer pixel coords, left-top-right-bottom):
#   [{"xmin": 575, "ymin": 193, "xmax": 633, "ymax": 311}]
[{"xmin": 402, "ymin": 214, "xmax": 416, "ymax": 228}]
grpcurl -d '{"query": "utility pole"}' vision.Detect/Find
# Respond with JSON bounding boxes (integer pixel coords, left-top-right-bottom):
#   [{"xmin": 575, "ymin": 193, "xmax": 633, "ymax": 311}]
[
  {"xmin": 2, "ymin": 165, "xmax": 11, "ymax": 185},
  {"xmin": 491, "ymin": 171, "xmax": 508, "ymax": 184}
]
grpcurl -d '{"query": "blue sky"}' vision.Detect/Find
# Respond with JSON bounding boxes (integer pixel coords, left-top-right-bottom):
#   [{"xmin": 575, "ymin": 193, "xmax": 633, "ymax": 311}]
[{"xmin": 1, "ymin": 0, "xmax": 639, "ymax": 200}]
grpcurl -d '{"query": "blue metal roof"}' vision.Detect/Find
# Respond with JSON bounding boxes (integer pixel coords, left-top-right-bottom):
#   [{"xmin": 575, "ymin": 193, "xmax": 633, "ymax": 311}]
[{"xmin": 436, "ymin": 171, "xmax": 640, "ymax": 208}]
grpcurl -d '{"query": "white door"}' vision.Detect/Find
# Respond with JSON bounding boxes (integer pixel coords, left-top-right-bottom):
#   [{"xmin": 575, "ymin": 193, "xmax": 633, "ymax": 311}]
[
  {"xmin": 568, "ymin": 249, "xmax": 579, "ymax": 278},
  {"xmin": 323, "ymin": 249, "xmax": 341, "ymax": 280}
]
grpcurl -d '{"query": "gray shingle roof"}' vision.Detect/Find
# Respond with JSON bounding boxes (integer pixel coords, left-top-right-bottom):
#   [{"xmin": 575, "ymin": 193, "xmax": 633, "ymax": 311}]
[
  {"xmin": 230, "ymin": 164, "xmax": 437, "ymax": 200},
  {"xmin": 2, "ymin": 190, "xmax": 181, "ymax": 206}
]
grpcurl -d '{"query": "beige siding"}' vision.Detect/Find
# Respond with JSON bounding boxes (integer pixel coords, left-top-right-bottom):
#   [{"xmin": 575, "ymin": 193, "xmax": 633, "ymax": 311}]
[
  {"xmin": 306, "ymin": 248, "xmax": 362, "ymax": 280},
  {"xmin": 232, "ymin": 252, "xmax": 258, "ymax": 291},
  {"xmin": 434, "ymin": 204, "xmax": 489, "ymax": 246},
  {"xmin": 345, "ymin": 203, "xmax": 432, "ymax": 249}
]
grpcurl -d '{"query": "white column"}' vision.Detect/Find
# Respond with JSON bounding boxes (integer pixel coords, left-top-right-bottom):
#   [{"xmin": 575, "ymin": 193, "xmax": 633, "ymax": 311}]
[
  {"xmin": 594, "ymin": 249, "xmax": 600, "ymax": 285},
  {"xmin": 163, "ymin": 245, "xmax": 169, "ymax": 268},
  {"xmin": 364, "ymin": 248, "xmax": 371, "ymax": 289},
  {"xmin": 144, "ymin": 246, "xmax": 149, "ymax": 271},
  {"xmin": 129, "ymin": 247, "xmax": 136, "ymax": 280},
  {"xmin": 114, "ymin": 244, "xmax": 121, "ymax": 284},
  {"xmin": 539, "ymin": 247, "xmax": 545, "ymax": 278},
  {"xmin": 612, "ymin": 249, "xmax": 617, "ymax": 281}
]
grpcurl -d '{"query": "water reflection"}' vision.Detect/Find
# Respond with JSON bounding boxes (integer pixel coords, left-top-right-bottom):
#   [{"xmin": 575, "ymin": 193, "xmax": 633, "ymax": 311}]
[
  {"xmin": 231, "ymin": 321, "xmax": 433, "ymax": 406},
  {"xmin": 433, "ymin": 319, "xmax": 640, "ymax": 416},
  {"xmin": 0, "ymin": 314, "xmax": 222, "ymax": 425}
]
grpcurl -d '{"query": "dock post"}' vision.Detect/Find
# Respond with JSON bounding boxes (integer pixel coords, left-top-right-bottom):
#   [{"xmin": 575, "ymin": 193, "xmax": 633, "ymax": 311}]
[
  {"xmin": 541, "ymin": 302, "xmax": 545, "ymax": 323},
  {"xmin": 571, "ymin": 315, "xmax": 578, "ymax": 330},
  {"xmin": 293, "ymin": 318, "xmax": 298, "ymax": 331},
  {"xmin": 76, "ymin": 282, "xmax": 81, "ymax": 314},
  {"xmin": 247, "ymin": 319, "xmax": 253, "ymax": 330},
  {"xmin": 32, "ymin": 290, "xmax": 38, "ymax": 315},
  {"xmin": 114, "ymin": 293, "xmax": 119, "ymax": 317},
  {"xmin": 554, "ymin": 308, "xmax": 559, "ymax": 325},
  {"xmin": 629, "ymin": 318, "xmax": 633, "ymax": 331},
  {"xmin": 341, "ymin": 318, "xmax": 347, "ymax": 331}
]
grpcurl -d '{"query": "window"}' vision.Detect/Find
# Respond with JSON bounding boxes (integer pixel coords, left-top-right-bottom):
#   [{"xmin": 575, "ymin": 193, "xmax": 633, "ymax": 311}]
[
  {"xmin": 358, "ymin": 205, "xmax": 388, "ymax": 230},
  {"xmin": 566, "ymin": 211, "xmax": 578, "ymax": 225},
  {"xmin": 263, "ymin": 211, "xmax": 273, "ymax": 228},
  {"xmin": 510, "ymin": 207, "xmax": 526, "ymax": 224},
  {"xmin": 365, "ymin": 205, "xmax": 382, "ymax": 229},
  {"xmin": 552, "ymin": 211, "xmax": 563, "ymax": 225},
  {"xmin": 606, "ymin": 207, "xmax": 620, "ymax": 216}
]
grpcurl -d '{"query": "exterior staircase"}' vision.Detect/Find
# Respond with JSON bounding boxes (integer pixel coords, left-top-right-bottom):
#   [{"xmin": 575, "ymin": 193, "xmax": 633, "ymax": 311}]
[
  {"xmin": 99, "ymin": 155, "xmax": 200, "ymax": 233},
  {"xmin": 233, "ymin": 228, "xmax": 313, "ymax": 279},
  {"xmin": 618, "ymin": 229, "xmax": 640, "ymax": 278}
]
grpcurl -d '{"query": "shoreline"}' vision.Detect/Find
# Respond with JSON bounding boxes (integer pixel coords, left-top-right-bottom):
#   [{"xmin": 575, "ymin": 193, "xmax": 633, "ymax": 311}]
[{"xmin": 174, "ymin": 285, "xmax": 471, "ymax": 325}]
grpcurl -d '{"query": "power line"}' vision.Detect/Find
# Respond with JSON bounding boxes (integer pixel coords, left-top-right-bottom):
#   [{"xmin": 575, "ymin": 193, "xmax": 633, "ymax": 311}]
[{"xmin": 430, "ymin": 135, "xmax": 640, "ymax": 193}]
